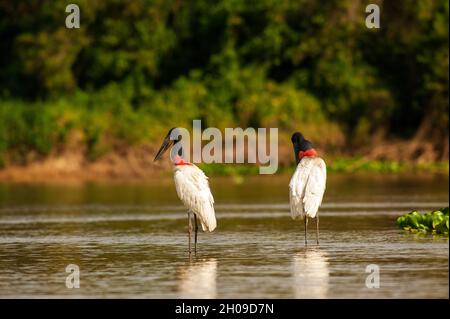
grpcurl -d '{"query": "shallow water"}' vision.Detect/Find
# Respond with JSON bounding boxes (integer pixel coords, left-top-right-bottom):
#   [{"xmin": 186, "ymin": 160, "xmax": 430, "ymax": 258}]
[{"xmin": 0, "ymin": 173, "xmax": 448, "ymax": 298}]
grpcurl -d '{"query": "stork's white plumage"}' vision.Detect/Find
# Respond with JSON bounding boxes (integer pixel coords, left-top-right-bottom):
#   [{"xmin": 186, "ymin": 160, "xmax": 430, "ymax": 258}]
[
  {"xmin": 289, "ymin": 132, "xmax": 327, "ymax": 245},
  {"xmin": 289, "ymin": 157, "xmax": 327, "ymax": 220},
  {"xmin": 173, "ymin": 164, "xmax": 216, "ymax": 232}
]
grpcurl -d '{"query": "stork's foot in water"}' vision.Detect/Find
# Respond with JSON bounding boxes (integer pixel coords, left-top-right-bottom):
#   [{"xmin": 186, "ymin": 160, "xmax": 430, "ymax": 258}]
[
  {"xmin": 194, "ymin": 214, "xmax": 198, "ymax": 255},
  {"xmin": 315, "ymin": 216, "xmax": 319, "ymax": 245},
  {"xmin": 304, "ymin": 217, "xmax": 308, "ymax": 246},
  {"xmin": 188, "ymin": 211, "xmax": 193, "ymax": 255}
]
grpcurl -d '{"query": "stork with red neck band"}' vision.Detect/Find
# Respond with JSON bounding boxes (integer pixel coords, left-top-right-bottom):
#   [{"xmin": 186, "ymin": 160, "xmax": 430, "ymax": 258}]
[
  {"xmin": 154, "ymin": 127, "xmax": 216, "ymax": 255},
  {"xmin": 289, "ymin": 132, "xmax": 327, "ymax": 246}
]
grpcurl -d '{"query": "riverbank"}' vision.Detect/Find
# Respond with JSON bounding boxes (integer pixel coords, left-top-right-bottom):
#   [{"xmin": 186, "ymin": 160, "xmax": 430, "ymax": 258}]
[{"xmin": 0, "ymin": 146, "xmax": 447, "ymax": 183}]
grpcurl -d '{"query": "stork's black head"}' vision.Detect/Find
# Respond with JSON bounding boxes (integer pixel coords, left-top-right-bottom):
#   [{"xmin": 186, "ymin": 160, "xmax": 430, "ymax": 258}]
[
  {"xmin": 153, "ymin": 127, "xmax": 182, "ymax": 161},
  {"xmin": 291, "ymin": 132, "xmax": 314, "ymax": 164}
]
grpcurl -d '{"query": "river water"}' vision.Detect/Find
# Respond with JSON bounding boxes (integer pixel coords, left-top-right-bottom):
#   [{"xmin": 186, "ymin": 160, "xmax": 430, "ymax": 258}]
[{"xmin": 0, "ymin": 173, "xmax": 448, "ymax": 298}]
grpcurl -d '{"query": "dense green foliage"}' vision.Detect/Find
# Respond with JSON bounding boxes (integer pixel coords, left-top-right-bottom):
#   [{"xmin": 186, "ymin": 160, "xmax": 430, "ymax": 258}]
[
  {"xmin": 397, "ymin": 207, "xmax": 449, "ymax": 235},
  {"xmin": 0, "ymin": 1, "xmax": 448, "ymax": 166}
]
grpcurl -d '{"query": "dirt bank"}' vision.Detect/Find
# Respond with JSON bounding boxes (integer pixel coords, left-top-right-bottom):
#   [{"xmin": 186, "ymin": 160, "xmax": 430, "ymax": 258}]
[
  {"xmin": 0, "ymin": 140, "xmax": 295, "ymax": 183},
  {"xmin": 0, "ymin": 136, "xmax": 447, "ymax": 183},
  {"xmin": 0, "ymin": 145, "xmax": 170, "ymax": 183}
]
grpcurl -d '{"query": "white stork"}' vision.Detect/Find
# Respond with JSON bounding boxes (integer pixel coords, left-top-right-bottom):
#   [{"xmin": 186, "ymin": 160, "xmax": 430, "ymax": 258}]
[
  {"xmin": 154, "ymin": 128, "xmax": 216, "ymax": 254},
  {"xmin": 289, "ymin": 132, "xmax": 327, "ymax": 245}
]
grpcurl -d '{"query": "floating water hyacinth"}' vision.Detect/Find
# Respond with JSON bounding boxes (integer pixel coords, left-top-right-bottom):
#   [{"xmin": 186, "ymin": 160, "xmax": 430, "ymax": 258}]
[{"xmin": 397, "ymin": 207, "xmax": 449, "ymax": 235}]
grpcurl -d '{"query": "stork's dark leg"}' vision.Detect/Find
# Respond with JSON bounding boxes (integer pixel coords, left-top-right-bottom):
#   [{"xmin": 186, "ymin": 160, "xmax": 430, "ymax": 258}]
[
  {"xmin": 194, "ymin": 214, "xmax": 199, "ymax": 255},
  {"xmin": 316, "ymin": 215, "xmax": 319, "ymax": 245},
  {"xmin": 188, "ymin": 211, "xmax": 192, "ymax": 255},
  {"xmin": 304, "ymin": 217, "xmax": 308, "ymax": 246}
]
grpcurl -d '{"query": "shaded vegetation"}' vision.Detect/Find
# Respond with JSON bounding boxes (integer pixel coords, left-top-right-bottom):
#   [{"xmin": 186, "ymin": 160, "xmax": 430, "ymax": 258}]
[
  {"xmin": 397, "ymin": 207, "xmax": 449, "ymax": 235},
  {"xmin": 325, "ymin": 157, "xmax": 449, "ymax": 173},
  {"xmin": 0, "ymin": 0, "xmax": 448, "ymax": 169},
  {"xmin": 198, "ymin": 158, "xmax": 449, "ymax": 177}
]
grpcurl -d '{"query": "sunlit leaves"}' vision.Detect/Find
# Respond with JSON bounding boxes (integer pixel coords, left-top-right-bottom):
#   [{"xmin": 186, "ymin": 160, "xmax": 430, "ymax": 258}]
[{"xmin": 397, "ymin": 207, "xmax": 449, "ymax": 236}]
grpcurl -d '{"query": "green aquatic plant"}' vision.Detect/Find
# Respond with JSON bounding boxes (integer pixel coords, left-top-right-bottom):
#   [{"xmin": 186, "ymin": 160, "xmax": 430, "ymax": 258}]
[{"xmin": 397, "ymin": 207, "xmax": 449, "ymax": 235}]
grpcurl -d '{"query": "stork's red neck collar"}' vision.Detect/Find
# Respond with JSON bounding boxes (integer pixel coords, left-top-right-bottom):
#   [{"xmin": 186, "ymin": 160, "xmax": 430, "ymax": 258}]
[
  {"xmin": 299, "ymin": 148, "xmax": 317, "ymax": 160},
  {"xmin": 173, "ymin": 155, "xmax": 192, "ymax": 166}
]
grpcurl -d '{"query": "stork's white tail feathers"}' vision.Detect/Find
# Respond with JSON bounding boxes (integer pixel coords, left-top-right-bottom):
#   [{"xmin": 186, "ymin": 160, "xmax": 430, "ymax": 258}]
[
  {"xmin": 173, "ymin": 164, "xmax": 217, "ymax": 232},
  {"xmin": 289, "ymin": 157, "xmax": 327, "ymax": 219}
]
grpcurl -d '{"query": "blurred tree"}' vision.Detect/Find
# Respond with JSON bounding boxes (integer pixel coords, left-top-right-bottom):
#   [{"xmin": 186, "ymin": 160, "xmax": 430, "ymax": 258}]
[{"xmin": 0, "ymin": 0, "xmax": 447, "ymax": 163}]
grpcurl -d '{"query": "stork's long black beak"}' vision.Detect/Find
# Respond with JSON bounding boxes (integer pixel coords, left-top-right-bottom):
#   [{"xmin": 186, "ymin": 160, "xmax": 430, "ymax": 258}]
[{"xmin": 154, "ymin": 133, "xmax": 173, "ymax": 161}]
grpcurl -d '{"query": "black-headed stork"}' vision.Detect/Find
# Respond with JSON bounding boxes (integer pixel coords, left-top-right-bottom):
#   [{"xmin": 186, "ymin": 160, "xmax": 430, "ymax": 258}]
[
  {"xmin": 289, "ymin": 132, "xmax": 327, "ymax": 245},
  {"xmin": 154, "ymin": 128, "xmax": 217, "ymax": 255}
]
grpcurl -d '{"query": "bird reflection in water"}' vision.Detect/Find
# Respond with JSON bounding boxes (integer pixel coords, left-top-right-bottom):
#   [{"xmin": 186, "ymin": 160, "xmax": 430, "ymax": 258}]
[
  {"xmin": 291, "ymin": 248, "xmax": 329, "ymax": 298},
  {"xmin": 178, "ymin": 258, "xmax": 217, "ymax": 298}
]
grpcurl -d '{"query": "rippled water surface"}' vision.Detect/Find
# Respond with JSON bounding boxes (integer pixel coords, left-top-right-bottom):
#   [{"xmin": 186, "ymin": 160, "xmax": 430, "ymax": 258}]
[{"xmin": 0, "ymin": 174, "xmax": 448, "ymax": 298}]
